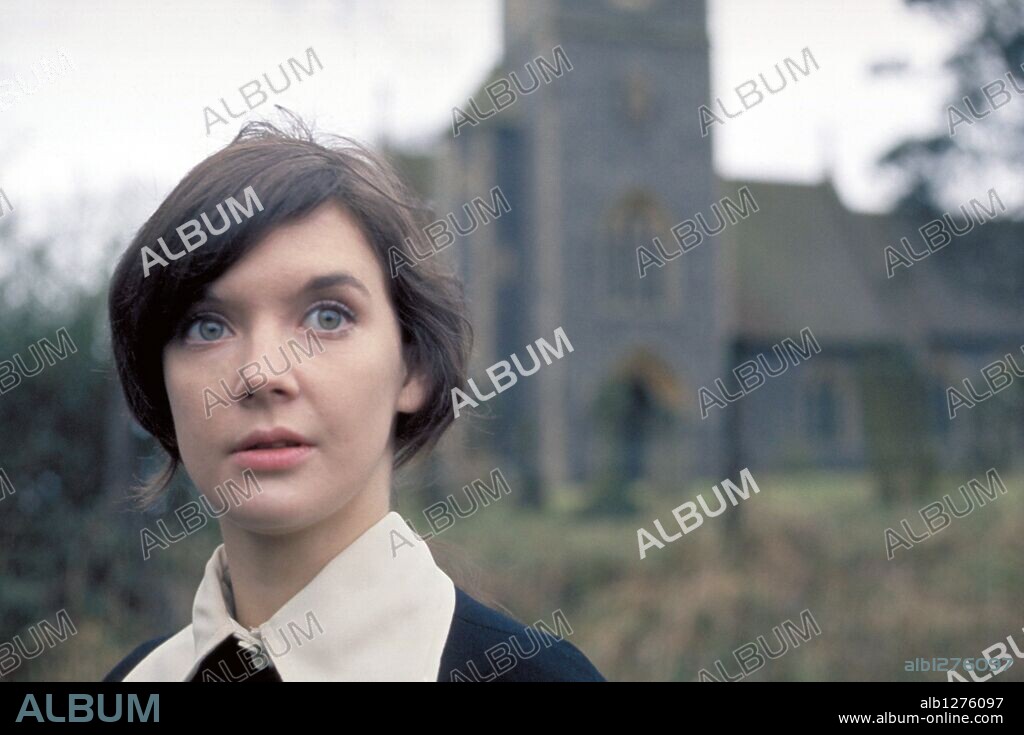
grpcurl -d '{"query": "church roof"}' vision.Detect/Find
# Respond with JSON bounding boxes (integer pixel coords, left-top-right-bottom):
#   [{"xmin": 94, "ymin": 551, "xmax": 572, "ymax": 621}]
[{"xmin": 721, "ymin": 177, "xmax": 1024, "ymax": 349}]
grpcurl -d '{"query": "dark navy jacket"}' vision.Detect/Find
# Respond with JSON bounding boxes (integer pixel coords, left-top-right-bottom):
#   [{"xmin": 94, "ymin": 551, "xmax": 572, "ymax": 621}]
[{"xmin": 103, "ymin": 586, "xmax": 606, "ymax": 682}]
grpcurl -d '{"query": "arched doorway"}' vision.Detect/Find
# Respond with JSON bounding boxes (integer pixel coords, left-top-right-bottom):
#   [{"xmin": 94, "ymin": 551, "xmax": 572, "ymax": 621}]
[{"xmin": 588, "ymin": 349, "xmax": 686, "ymax": 513}]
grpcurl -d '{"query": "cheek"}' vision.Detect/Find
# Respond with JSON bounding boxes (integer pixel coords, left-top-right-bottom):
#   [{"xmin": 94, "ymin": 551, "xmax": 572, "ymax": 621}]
[
  {"xmin": 164, "ymin": 358, "xmax": 203, "ymax": 423},
  {"xmin": 312, "ymin": 342, "xmax": 404, "ymax": 436},
  {"xmin": 163, "ymin": 355, "xmax": 217, "ymax": 459}
]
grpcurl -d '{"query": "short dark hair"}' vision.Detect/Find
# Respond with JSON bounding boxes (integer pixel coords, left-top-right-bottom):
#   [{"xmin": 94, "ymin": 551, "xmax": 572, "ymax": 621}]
[{"xmin": 107, "ymin": 112, "xmax": 473, "ymax": 510}]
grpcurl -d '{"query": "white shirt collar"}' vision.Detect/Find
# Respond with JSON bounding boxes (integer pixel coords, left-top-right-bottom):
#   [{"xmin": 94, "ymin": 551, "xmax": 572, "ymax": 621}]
[{"xmin": 123, "ymin": 511, "xmax": 456, "ymax": 681}]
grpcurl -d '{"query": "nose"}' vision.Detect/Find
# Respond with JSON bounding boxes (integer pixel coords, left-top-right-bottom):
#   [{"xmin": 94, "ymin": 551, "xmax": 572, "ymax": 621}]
[{"xmin": 225, "ymin": 325, "xmax": 303, "ymax": 404}]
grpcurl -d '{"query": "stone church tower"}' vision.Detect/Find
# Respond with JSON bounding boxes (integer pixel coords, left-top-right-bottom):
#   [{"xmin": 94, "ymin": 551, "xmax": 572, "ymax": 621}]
[{"xmin": 434, "ymin": 0, "xmax": 730, "ymax": 503}]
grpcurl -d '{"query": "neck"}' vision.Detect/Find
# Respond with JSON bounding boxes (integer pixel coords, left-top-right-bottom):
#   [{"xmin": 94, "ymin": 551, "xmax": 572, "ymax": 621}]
[{"xmin": 217, "ymin": 462, "xmax": 393, "ymax": 630}]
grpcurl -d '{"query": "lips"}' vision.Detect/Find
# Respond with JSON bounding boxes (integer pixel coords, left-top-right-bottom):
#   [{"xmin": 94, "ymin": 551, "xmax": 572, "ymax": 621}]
[
  {"xmin": 230, "ymin": 428, "xmax": 316, "ymax": 471},
  {"xmin": 233, "ymin": 427, "xmax": 315, "ymax": 453},
  {"xmin": 247, "ymin": 440, "xmax": 302, "ymax": 450}
]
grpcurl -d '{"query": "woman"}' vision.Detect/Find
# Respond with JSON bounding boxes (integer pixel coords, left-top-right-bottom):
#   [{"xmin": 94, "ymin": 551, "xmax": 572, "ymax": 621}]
[{"xmin": 101, "ymin": 114, "xmax": 605, "ymax": 682}]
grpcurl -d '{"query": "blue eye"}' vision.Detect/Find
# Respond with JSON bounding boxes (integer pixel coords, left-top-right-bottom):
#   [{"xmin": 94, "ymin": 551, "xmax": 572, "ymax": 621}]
[
  {"xmin": 303, "ymin": 302, "xmax": 354, "ymax": 332},
  {"xmin": 184, "ymin": 316, "xmax": 231, "ymax": 342}
]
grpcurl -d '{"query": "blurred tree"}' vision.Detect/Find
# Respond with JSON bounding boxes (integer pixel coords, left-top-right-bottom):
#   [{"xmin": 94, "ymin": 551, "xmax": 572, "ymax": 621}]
[
  {"xmin": 877, "ymin": 0, "xmax": 1024, "ymax": 487},
  {"xmin": 0, "ymin": 209, "xmax": 174, "ymax": 680},
  {"xmin": 881, "ymin": 0, "xmax": 1024, "ymax": 305},
  {"xmin": 855, "ymin": 347, "xmax": 939, "ymax": 506}
]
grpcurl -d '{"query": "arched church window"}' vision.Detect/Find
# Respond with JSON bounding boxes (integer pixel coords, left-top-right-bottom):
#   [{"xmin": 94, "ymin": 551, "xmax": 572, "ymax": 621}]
[{"xmin": 601, "ymin": 191, "xmax": 676, "ymax": 313}]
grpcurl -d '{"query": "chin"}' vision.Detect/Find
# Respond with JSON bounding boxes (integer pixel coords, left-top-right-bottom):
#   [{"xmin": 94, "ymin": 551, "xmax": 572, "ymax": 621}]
[
  {"xmin": 219, "ymin": 502, "xmax": 325, "ymax": 536},
  {"xmin": 215, "ymin": 482, "xmax": 354, "ymax": 536}
]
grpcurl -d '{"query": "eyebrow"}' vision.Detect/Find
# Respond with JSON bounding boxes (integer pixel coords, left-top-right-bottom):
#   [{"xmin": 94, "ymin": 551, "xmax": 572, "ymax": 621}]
[
  {"xmin": 299, "ymin": 272, "xmax": 372, "ymax": 299},
  {"xmin": 202, "ymin": 271, "xmax": 372, "ymax": 305}
]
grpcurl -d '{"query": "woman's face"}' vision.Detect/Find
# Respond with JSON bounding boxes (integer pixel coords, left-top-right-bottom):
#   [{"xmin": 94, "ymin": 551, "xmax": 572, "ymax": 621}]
[{"xmin": 162, "ymin": 201, "xmax": 428, "ymax": 534}]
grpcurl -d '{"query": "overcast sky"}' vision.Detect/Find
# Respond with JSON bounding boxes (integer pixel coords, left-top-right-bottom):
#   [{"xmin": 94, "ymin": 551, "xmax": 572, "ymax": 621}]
[{"xmin": 0, "ymin": 0, "xmax": 961, "ymax": 260}]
